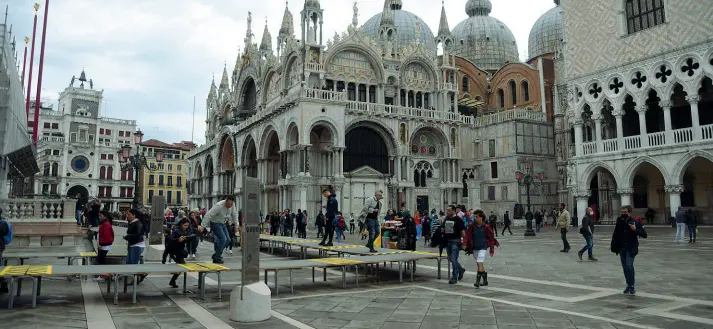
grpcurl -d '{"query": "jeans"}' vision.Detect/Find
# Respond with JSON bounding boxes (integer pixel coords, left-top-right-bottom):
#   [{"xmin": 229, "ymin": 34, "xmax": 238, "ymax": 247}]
[
  {"xmin": 320, "ymin": 221, "xmax": 334, "ymax": 245},
  {"xmin": 619, "ymin": 249, "xmax": 636, "ymax": 288},
  {"xmin": 676, "ymin": 222, "xmax": 686, "ymax": 241},
  {"xmin": 535, "ymin": 222, "xmax": 541, "ymax": 232},
  {"xmin": 688, "ymin": 225, "xmax": 697, "ymax": 240},
  {"xmin": 561, "ymin": 229, "xmax": 570, "ymax": 250},
  {"xmin": 126, "ymin": 246, "xmax": 145, "ymax": 264},
  {"xmin": 187, "ymin": 236, "xmax": 198, "ymax": 254},
  {"xmin": 97, "ymin": 249, "xmax": 109, "ymax": 265},
  {"xmin": 336, "ymin": 228, "xmax": 343, "ymax": 243},
  {"xmin": 210, "ymin": 222, "xmax": 229, "ymax": 262},
  {"xmin": 75, "ymin": 209, "xmax": 83, "ymax": 225},
  {"xmin": 365, "ymin": 219, "xmax": 380, "ymax": 249},
  {"xmin": 579, "ymin": 235, "xmax": 593, "ymax": 256},
  {"xmin": 501, "ymin": 224, "xmax": 512, "ymax": 235},
  {"xmin": 446, "ymin": 241, "xmax": 462, "ymax": 281}
]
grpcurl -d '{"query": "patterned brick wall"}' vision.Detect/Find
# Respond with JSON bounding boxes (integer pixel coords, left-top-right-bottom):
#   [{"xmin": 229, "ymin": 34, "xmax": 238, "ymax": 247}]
[{"xmin": 562, "ymin": 0, "xmax": 713, "ymax": 80}]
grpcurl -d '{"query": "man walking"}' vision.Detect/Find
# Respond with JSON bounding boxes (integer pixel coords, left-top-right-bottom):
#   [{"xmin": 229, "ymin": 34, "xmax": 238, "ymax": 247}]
[
  {"xmin": 556, "ymin": 203, "xmax": 571, "ymax": 252},
  {"xmin": 0, "ymin": 209, "xmax": 10, "ymax": 293},
  {"xmin": 443, "ymin": 205, "xmax": 466, "ymax": 284},
  {"xmin": 361, "ymin": 190, "xmax": 383, "ymax": 253},
  {"xmin": 319, "ymin": 189, "xmax": 338, "ymax": 246},
  {"xmin": 202, "ymin": 196, "xmax": 239, "ymax": 264},
  {"xmin": 578, "ymin": 207, "xmax": 598, "ymax": 261},
  {"xmin": 674, "ymin": 207, "xmax": 687, "ymax": 243},
  {"xmin": 489, "ymin": 211, "xmax": 498, "ymax": 237},
  {"xmin": 611, "ymin": 205, "xmax": 647, "ymax": 295},
  {"xmin": 501, "ymin": 211, "xmax": 513, "ymax": 236}
]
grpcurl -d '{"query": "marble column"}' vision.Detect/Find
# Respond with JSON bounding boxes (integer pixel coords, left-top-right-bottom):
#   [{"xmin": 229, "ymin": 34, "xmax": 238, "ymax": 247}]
[
  {"xmin": 687, "ymin": 95, "xmax": 701, "ymax": 140},
  {"xmin": 665, "ymin": 185, "xmax": 684, "ymax": 218},
  {"xmin": 574, "ymin": 121, "xmax": 584, "ymax": 156},
  {"xmin": 617, "ymin": 188, "xmax": 633, "ymax": 208},
  {"xmin": 636, "ymin": 105, "xmax": 648, "ymax": 147},
  {"xmin": 594, "ymin": 115, "xmax": 603, "ymax": 153},
  {"xmin": 574, "ymin": 190, "xmax": 590, "ymax": 225},
  {"xmin": 660, "ymin": 100, "xmax": 673, "ymax": 143},
  {"xmin": 613, "ymin": 107, "xmax": 624, "ymax": 151}
]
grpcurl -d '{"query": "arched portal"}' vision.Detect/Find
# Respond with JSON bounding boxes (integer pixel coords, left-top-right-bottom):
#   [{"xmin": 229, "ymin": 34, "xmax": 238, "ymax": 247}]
[
  {"xmin": 678, "ymin": 156, "xmax": 713, "ymax": 209},
  {"xmin": 219, "ymin": 136, "xmax": 235, "ymax": 196},
  {"xmin": 344, "ymin": 126, "xmax": 389, "ymax": 174},
  {"xmin": 309, "ymin": 124, "xmax": 336, "ymax": 177},
  {"xmin": 238, "ymin": 78, "xmax": 258, "ymax": 118},
  {"xmin": 409, "ymin": 127, "xmax": 449, "ymax": 158},
  {"xmin": 627, "ymin": 160, "xmax": 667, "ymax": 221},
  {"xmin": 193, "ymin": 163, "xmax": 203, "ymax": 196},
  {"xmin": 67, "ymin": 185, "xmax": 89, "ymax": 199},
  {"xmin": 264, "ymin": 131, "xmax": 281, "ymax": 211},
  {"xmin": 586, "ymin": 166, "xmax": 619, "ymax": 223},
  {"xmin": 242, "ymin": 137, "xmax": 258, "ymax": 178},
  {"xmin": 204, "ymin": 156, "xmax": 215, "ymax": 200}
]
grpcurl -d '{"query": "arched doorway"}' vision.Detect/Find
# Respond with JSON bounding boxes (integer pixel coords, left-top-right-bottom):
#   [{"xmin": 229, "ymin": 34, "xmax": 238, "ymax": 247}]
[
  {"xmin": 309, "ymin": 124, "xmax": 336, "ymax": 177},
  {"xmin": 264, "ymin": 131, "xmax": 280, "ymax": 212},
  {"xmin": 344, "ymin": 126, "xmax": 389, "ymax": 174},
  {"xmin": 219, "ymin": 136, "xmax": 235, "ymax": 197},
  {"xmin": 678, "ymin": 156, "xmax": 713, "ymax": 216},
  {"xmin": 67, "ymin": 185, "xmax": 89, "ymax": 199},
  {"xmin": 409, "ymin": 127, "xmax": 450, "ymax": 210},
  {"xmin": 242, "ymin": 137, "xmax": 258, "ymax": 178},
  {"xmin": 204, "ymin": 156, "xmax": 214, "ymax": 207},
  {"xmin": 586, "ymin": 167, "xmax": 618, "ymax": 223},
  {"xmin": 628, "ymin": 161, "xmax": 667, "ymax": 222}
]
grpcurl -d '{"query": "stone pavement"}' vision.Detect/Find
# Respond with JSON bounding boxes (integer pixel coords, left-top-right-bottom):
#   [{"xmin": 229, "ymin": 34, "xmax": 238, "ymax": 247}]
[{"xmin": 0, "ymin": 225, "xmax": 711, "ymax": 329}]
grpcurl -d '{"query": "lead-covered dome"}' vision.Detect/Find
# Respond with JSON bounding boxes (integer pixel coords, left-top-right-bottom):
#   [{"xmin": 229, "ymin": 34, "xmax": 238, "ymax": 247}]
[
  {"xmin": 528, "ymin": 4, "xmax": 563, "ymax": 61},
  {"xmin": 362, "ymin": 8, "xmax": 437, "ymax": 53},
  {"xmin": 452, "ymin": 0, "xmax": 519, "ymax": 71}
]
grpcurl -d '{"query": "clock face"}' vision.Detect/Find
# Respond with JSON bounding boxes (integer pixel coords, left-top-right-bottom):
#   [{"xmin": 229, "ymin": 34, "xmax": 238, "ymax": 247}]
[{"xmin": 71, "ymin": 155, "xmax": 90, "ymax": 173}]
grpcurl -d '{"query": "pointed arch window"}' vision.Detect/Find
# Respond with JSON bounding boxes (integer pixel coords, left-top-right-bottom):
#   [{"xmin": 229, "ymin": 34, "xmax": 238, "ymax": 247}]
[
  {"xmin": 509, "ymin": 80, "xmax": 517, "ymax": 105},
  {"xmin": 462, "ymin": 76, "xmax": 469, "ymax": 92},
  {"xmin": 497, "ymin": 89, "xmax": 505, "ymax": 108},
  {"xmin": 625, "ymin": 0, "xmax": 665, "ymax": 34},
  {"xmin": 413, "ymin": 161, "xmax": 433, "ymax": 188},
  {"xmin": 521, "ymin": 80, "xmax": 530, "ymax": 102}
]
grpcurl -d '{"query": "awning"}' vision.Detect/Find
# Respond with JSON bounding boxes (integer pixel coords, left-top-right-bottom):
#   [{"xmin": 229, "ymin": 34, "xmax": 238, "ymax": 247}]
[
  {"xmin": 5, "ymin": 144, "xmax": 39, "ymax": 178},
  {"xmin": 458, "ymin": 97, "xmax": 485, "ymax": 108}
]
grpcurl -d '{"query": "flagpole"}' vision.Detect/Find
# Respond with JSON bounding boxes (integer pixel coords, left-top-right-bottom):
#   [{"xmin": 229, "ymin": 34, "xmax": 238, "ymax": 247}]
[
  {"xmin": 191, "ymin": 96, "xmax": 196, "ymax": 143},
  {"xmin": 24, "ymin": 3, "xmax": 39, "ymax": 121},
  {"xmin": 21, "ymin": 37, "xmax": 29, "ymax": 86},
  {"xmin": 32, "ymin": 0, "xmax": 49, "ymax": 146}
]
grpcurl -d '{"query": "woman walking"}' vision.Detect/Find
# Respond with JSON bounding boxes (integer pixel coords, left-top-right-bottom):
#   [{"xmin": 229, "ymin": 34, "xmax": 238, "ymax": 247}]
[
  {"xmin": 124, "ymin": 209, "xmax": 146, "ymax": 283},
  {"xmin": 167, "ymin": 218, "xmax": 194, "ymax": 288},
  {"xmin": 463, "ymin": 209, "xmax": 499, "ymax": 288},
  {"xmin": 97, "ymin": 211, "xmax": 114, "ymax": 265},
  {"xmin": 578, "ymin": 207, "xmax": 598, "ymax": 261}
]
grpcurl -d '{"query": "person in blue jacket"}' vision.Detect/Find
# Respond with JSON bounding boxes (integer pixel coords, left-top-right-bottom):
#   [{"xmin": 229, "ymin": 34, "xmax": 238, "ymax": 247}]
[{"xmin": 319, "ymin": 188, "xmax": 338, "ymax": 246}]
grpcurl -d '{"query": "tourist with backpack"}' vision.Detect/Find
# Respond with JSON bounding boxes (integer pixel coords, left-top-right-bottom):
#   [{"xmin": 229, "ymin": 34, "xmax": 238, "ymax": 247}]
[
  {"xmin": 335, "ymin": 212, "xmax": 347, "ymax": 243},
  {"xmin": 0, "ymin": 209, "xmax": 13, "ymax": 293}
]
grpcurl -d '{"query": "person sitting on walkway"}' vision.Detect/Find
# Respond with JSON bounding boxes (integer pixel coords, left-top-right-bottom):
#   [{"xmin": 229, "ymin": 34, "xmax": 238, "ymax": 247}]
[{"xmin": 202, "ymin": 196, "xmax": 238, "ymax": 264}]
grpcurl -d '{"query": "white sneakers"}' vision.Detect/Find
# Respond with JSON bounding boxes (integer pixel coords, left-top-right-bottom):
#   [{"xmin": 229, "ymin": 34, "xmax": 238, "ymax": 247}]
[
  {"xmin": 191, "ymin": 254, "xmax": 196, "ymax": 259},
  {"xmin": 228, "ymin": 250, "xmax": 233, "ymax": 254}
]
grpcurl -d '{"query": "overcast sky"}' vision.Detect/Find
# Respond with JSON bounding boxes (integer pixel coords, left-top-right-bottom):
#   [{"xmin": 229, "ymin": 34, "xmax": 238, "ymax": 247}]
[{"xmin": 4, "ymin": 0, "xmax": 555, "ymax": 145}]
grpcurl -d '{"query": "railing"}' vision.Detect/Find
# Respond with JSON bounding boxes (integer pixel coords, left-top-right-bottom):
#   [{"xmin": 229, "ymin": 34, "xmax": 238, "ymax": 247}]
[
  {"xmin": 301, "ymin": 88, "xmax": 346, "ymax": 102},
  {"xmin": 305, "ymin": 63, "xmax": 323, "ymax": 71},
  {"xmin": 701, "ymin": 124, "xmax": 713, "ymax": 140},
  {"xmin": 602, "ymin": 139, "xmax": 618, "ymax": 153},
  {"xmin": 345, "ymin": 101, "xmax": 473, "ymax": 124},
  {"xmin": 442, "ymin": 82, "xmax": 458, "ymax": 91},
  {"xmin": 673, "ymin": 128, "xmax": 693, "ymax": 144},
  {"xmin": 647, "ymin": 131, "xmax": 666, "ymax": 147},
  {"xmin": 623, "ymin": 136, "xmax": 641, "ymax": 150},
  {"xmin": 472, "ymin": 108, "xmax": 546, "ymax": 127},
  {"xmin": 0, "ymin": 199, "xmax": 72, "ymax": 219},
  {"xmin": 582, "ymin": 142, "xmax": 597, "ymax": 155},
  {"xmin": 100, "ymin": 117, "xmax": 136, "ymax": 125}
]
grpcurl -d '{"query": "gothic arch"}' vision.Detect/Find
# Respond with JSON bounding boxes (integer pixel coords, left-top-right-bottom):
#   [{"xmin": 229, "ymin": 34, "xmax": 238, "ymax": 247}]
[
  {"xmin": 671, "ymin": 150, "xmax": 713, "ymax": 185},
  {"xmin": 218, "ymin": 134, "xmax": 235, "ymax": 172},
  {"xmin": 579, "ymin": 161, "xmax": 623, "ymax": 189},
  {"xmin": 262, "ymin": 69, "xmax": 282, "ymax": 104},
  {"xmin": 305, "ymin": 117, "xmax": 341, "ymax": 146},
  {"xmin": 345, "ymin": 119, "xmax": 398, "ymax": 156},
  {"xmin": 282, "ymin": 55, "xmax": 302, "ymax": 89},
  {"xmin": 324, "ymin": 45, "xmax": 385, "ymax": 82},
  {"xmin": 204, "ymin": 155, "xmax": 215, "ymax": 177},
  {"xmin": 285, "ymin": 120, "xmax": 300, "ymax": 149},
  {"xmin": 241, "ymin": 135, "xmax": 258, "ymax": 178},
  {"xmin": 193, "ymin": 161, "xmax": 203, "ymax": 179},
  {"xmin": 400, "ymin": 56, "xmax": 440, "ymax": 88},
  {"xmin": 623, "ymin": 156, "xmax": 670, "ymax": 187},
  {"xmin": 409, "ymin": 125, "xmax": 450, "ymax": 157},
  {"xmin": 259, "ymin": 125, "xmax": 281, "ymax": 159},
  {"xmin": 237, "ymin": 74, "xmax": 259, "ymax": 113}
]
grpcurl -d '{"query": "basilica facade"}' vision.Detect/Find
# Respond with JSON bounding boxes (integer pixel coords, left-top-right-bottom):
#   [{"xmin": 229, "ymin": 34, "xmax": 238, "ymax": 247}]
[{"xmin": 187, "ymin": 0, "xmax": 562, "ymax": 219}]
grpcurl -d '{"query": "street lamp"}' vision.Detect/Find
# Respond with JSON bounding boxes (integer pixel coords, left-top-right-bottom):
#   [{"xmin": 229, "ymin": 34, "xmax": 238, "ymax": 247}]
[
  {"xmin": 515, "ymin": 162, "xmax": 545, "ymax": 237},
  {"xmin": 118, "ymin": 130, "xmax": 163, "ymax": 209}
]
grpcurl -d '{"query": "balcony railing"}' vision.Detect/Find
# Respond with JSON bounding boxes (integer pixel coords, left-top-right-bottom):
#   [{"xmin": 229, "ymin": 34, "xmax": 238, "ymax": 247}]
[
  {"xmin": 576, "ymin": 124, "xmax": 713, "ymax": 157},
  {"xmin": 39, "ymin": 136, "xmax": 65, "ymax": 143},
  {"xmin": 0, "ymin": 199, "xmax": 73, "ymax": 219},
  {"xmin": 472, "ymin": 109, "xmax": 545, "ymax": 127},
  {"xmin": 301, "ymin": 88, "xmax": 346, "ymax": 102},
  {"xmin": 345, "ymin": 101, "xmax": 473, "ymax": 125}
]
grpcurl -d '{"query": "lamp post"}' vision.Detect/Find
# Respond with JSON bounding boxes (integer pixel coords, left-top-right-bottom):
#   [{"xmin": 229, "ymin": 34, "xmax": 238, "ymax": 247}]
[
  {"xmin": 515, "ymin": 162, "xmax": 545, "ymax": 237},
  {"xmin": 118, "ymin": 130, "xmax": 163, "ymax": 209}
]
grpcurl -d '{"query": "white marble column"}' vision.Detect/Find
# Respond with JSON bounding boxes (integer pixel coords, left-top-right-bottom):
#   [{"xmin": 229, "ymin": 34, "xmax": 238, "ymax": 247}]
[
  {"xmin": 574, "ymin": 121, "xmax": 584, "ymax": 156},
  {"xmin": 617, "ymin": 188, "xmax": 633, "ymax": 208},
  {"xmin": 666, "ymin": 185, "xmax": 684, "ymax": 218},
  {"xmin": 636, "ymin": 105, "xmax": 648, "ymax": 147},
  {"xmin": 613, "ymin": 107, "xmax": 624, "ymax": 151},
  {"xmin": 660, "ymin": 100, "xmax": 673, "ymax": 143},
  {"xmin": 594, "ymin": 115, "xmax": 603, "ymax": 153},
  {"xmin": 575, "ymin": 191, "xmax": 590, "ymax": 225},
  {"xmin": 687, "ymin": 95, "xmax": 701, "ymax": 140}
]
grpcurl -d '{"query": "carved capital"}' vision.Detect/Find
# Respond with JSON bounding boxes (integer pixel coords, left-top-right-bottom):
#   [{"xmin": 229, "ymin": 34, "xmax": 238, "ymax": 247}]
[
  {"xmin": 635, "ymin": 105, "xmax": 648, "ymax": 114},
  {"xmin": 611, "ymin": 109, "xmax": 624, "ymax": 117},
  {"xmin": 573, "ymin": 119, "xmax": 584, "ymax": 126},
  {"xmin": 616, "ymin": 188, "xmax": 634, "ymax": 195},
  {"xmin": 591, "ymin": 114, "xmax": 602, "ymax": 121},
  {"xmin": 574, "ymin": 190, "xmax": 591, "ymax": 199},
  {"xmin": 664, "ymin": 185, "xmax": 685, "ymax": 194},
  {"xmin": 686, "ymin": 95, "xmax": 701, "ymax": 104},
  {"xmin": 658, "ymin": 100, "xmax": 672, "ymax": 109}
]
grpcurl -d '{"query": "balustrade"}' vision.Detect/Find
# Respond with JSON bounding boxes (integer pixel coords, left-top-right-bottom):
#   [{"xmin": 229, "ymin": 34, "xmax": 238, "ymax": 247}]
[
  {"xmin": 701, "ymin": 124, "xmax": 713, "ymax": 140},
  {"xmin": 0, "ymin": 199, "xmax": 70, "ymax": 219},
  {"xmin": 623, "ymin": 136, "xmax": 641, "ymax": 150},
  {"xmin": 647, "ymin": 131, "xmax": 666, "ymax": 147},
  {"xmin": 345, "ymin": 100, "xmax": 471, "ymax": 124},
  {"xmin": 582, "ymin": 142, "xmax": 597, "ymax": 155},
  {"xmin": 673, "ymin": 128, "xmax": 693, "ymax": 144},
  {"xmin": 602, "ymin": 139, "xmax": 618, "ymax": 153}
]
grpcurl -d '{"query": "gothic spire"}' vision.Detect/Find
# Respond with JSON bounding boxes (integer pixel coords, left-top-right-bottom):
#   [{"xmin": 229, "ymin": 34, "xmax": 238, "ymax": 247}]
[
  {"xmin": 260, "ymin": 19, "xmax": 273, "ymax": 53},
  {"xmin": 279, "ymin": 1, "xmax": 294, "ymax": 38},
  {"xmin": 209, "ymin": 74, "xmax": 217, "ymax": 99},
  {"xmin": 437, "ymin": 0, "xmax": 451, "ymax": 38},
  {"xmin": 244, "ymin": 11, "xmax": 254, "ymax": 47},
  {"xmin": 352, "ymin": 1, "xmax": 359, "ymax": 28},
  {"xmin": 380, "ymin": 0, "xmax": 394, "ymax": 27},
  {"xmin": 220, "ymin": 63, "xmax": 229, "ymax": 89}
]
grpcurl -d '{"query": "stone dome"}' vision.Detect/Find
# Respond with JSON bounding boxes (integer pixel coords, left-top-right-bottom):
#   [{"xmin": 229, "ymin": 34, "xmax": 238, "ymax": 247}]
[
  {"xmin": 527, "ymin": 4, "xmax": 563, "ymax": 61},
  {"xmin": 362, "ymin": 9, "xmax": 437, "ymax": 53},
  {"xmin": 452, "ymin": 0, "xmax": 519, "ymax": 71}
]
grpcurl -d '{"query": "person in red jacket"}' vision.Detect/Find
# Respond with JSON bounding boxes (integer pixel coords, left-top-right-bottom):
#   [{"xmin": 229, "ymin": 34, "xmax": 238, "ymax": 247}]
[{"xmin": 97, "ymin": 211, "xmax": 115, "ymax": 265}]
